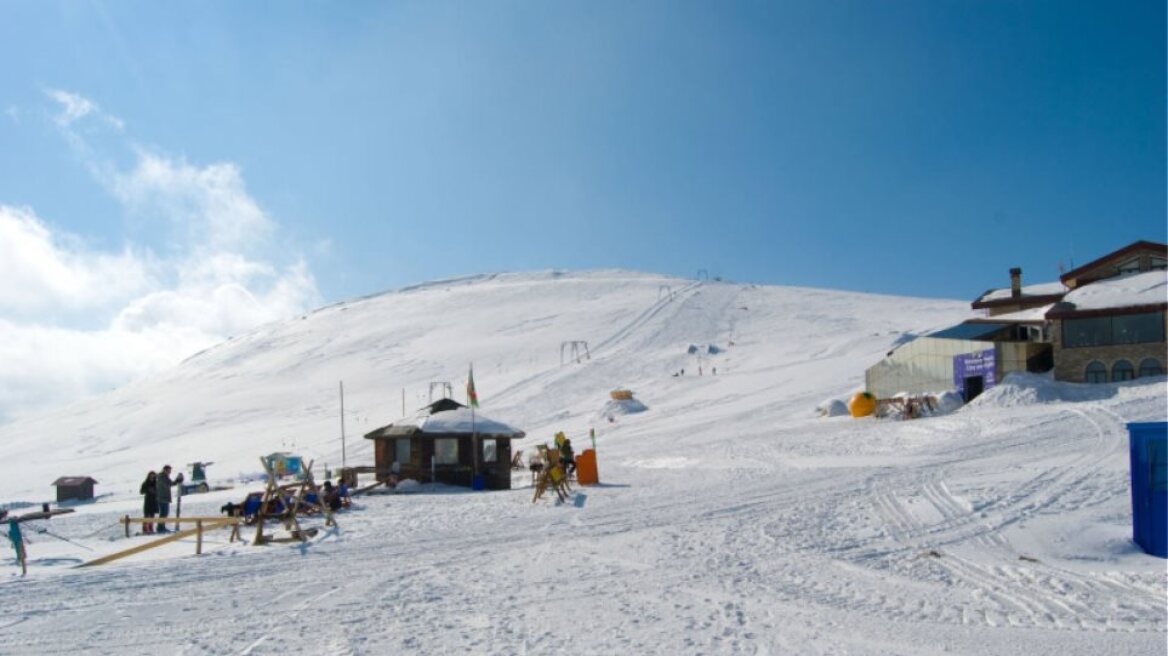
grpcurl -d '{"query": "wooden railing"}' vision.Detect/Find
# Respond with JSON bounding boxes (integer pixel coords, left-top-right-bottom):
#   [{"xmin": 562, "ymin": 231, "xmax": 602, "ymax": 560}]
[{"xmin": 79, "ymin": 516, "xmax": 243, "ymax": 568}]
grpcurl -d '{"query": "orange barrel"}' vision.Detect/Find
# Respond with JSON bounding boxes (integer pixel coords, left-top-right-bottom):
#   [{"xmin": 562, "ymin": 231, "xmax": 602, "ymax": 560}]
[{"xmin": 576, "ymin": 449, "xmax": 599, "ymax": 485}]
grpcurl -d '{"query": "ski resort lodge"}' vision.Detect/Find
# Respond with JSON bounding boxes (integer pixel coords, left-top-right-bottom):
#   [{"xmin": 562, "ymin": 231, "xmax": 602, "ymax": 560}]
[
  {"xmin": 363, "ymin": 398, "xmax": 525, "ymax": 490},
  {"xmin": 865, "ymin": 240, "xmax": 1167, "ymax": 400}
]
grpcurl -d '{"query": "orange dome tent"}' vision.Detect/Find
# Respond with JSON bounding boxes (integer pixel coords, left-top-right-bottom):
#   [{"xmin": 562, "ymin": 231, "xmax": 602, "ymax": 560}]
[{"xmin": 848, "ymin": 392, "xmax": 877, "ymax": 418}]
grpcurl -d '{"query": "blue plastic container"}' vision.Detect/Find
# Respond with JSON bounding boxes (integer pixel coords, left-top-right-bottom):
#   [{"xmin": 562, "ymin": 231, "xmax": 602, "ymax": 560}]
[
  {"xmin": 1128, "ymin": 422, "xmax": 1168, "ymax": 558},
  {"xmin": 471, "ymin": 474, "xmax": 486, "ymax": 491}
]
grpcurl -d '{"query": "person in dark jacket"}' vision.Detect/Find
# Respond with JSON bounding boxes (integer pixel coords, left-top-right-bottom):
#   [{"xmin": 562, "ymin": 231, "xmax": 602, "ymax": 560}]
[
  {"xmin": 140, "ymin": 471, "xmax": 158, "ymax": 534},
  {"xmin": 559, "ymin": 438, "xmax": 576, "ymax": 475},
  {"xmin": 155, "ymin": 465, "xmax": 182, "ymax": 533},
  {"xmin": 322, "ymin": 481, "xmax": 342, "ymax": 512}
]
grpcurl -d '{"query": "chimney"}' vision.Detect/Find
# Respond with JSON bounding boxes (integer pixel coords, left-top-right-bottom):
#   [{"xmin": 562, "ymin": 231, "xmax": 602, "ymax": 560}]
[{"xmin": 1010, "ymin": 267, "xmax": 1022, "ymax": 299}]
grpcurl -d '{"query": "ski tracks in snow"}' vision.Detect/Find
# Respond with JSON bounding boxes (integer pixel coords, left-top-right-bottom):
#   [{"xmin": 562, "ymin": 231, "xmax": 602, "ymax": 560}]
[{"xmin": 852, "ymin": 402, "xmax": 1162, "ymax": 631}]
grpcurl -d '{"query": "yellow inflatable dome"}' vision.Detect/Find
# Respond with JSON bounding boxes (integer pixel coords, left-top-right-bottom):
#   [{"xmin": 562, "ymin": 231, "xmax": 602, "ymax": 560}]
[{"xmin": 848, "ymin": 392, "xmax": 877, "ymax": 418}]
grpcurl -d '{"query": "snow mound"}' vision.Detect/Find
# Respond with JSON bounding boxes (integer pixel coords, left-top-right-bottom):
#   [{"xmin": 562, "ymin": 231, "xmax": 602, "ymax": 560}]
[
  {"xmin": 816, "ymin": 398, "xmax": 849, "ymax": 417},
  {"xmin": 966, "ymin": 372, "xmax": 1150, "ymax": 408},
  {"xmin": 599, "ymin": 398, "xmax": 649, "ymax": 420},
  {"xmin": 395, "ymin": 479, "xmax": 421, "ymax": 493},
  {"xmin": 933, "ymin": 390, "xmax": 964, "ymax": 414}
]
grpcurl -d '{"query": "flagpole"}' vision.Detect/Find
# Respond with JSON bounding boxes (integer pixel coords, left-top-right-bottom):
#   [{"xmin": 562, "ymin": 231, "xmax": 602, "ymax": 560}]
[{"xmin": 470, "ymin": 363, "xmax": 478, "ymax": 477}]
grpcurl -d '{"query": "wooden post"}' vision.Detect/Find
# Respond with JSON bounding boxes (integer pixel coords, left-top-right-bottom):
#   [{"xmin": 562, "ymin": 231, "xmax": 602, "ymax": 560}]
[
  {"xmin": 196, "ymin": 520, "xmax": 203, "ymax": 555},
  {"xmin": 123, "ymin": 514, "xmax": 130, "ymax": 539},
  {"xmin": 340, "ymin": 381, "xmax": 347, "ymax": 469}
]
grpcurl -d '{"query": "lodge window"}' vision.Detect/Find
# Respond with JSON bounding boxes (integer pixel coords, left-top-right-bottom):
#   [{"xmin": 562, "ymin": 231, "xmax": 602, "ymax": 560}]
[
  {"xmin": 1139, "ymin": 358, "xmax": 1164, "ymax": 377},
  {"xmin": 1085, "ymin": 361, "xmax": 1108, "ymax": 383},
  {"xmin": 1114, "ymin": 313, "xmax": 1164, "ymax": 344},
  {"xmin": 1112, "ymin": 360, "xmax": 1135, "ymax": 382},
  {"xmin": 1151, "ymin": 256, "xmax": 1167, "ymax": 271},
  {"xmin": 1064, "ymin": 317, "xmax": 1111, "ymax": 347},
  {"xmin": 1117, "ymin": 258, "xmax": 1141, "ymax": 275},
  {"xmin": 482, "ymin": 438, "xmax": 497, "ymax": 463},
  {"xmin": 395, "ymin": 438, "xmax": 410, "ymax": 466},
  {"xmin": 434, "ymin": 438, "xmax": 458, "ymax": 465},
  {"xmin": 1063, "ymin": 312, "xmax": 1165, "ymax": 348}
]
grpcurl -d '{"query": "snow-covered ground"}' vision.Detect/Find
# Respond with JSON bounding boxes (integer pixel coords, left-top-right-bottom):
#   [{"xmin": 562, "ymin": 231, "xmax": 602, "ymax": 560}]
[{"xmin": 0, "ymin": 270, "xmax": 1164, "ymax": 655}]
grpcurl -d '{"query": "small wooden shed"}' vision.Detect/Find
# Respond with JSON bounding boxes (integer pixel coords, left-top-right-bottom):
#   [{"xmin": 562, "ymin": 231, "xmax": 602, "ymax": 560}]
[
  {"xmin": 364, "ymin": 399, "xmax": 526, "ymax": 490},
  {"xmin": 52, "ymin": 476, "xmax": 98, "ymax": 502}
]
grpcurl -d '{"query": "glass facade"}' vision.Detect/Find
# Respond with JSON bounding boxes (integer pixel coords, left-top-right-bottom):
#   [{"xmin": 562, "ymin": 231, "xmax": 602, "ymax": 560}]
[{"xmin": 1064, "ymin": 312, "xmax": 1165, "ymax": 348}]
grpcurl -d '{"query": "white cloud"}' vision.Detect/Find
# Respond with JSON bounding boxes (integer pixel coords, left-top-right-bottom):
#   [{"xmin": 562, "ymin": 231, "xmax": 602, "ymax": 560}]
[
  {"xmin": 45, "ymin": 88, "xmax": 123, "ymax": 131},
  {"xmin": 0, "ymin": 317, "xmax": 213, "ymax": 420},
  {"xmin": 112, "ymin": 152, "xmax": 271, "ymax": 250},
  {"xmin": 0, "ymin": 91, "xmax": 323, "ymax": 422},
  {"xmin": 0, "ymin": 205, "xmax": 154, "ymax": 316},
  {"xmin": 46, "ymin": 89, "xmax": 97, "ymax": 127}
]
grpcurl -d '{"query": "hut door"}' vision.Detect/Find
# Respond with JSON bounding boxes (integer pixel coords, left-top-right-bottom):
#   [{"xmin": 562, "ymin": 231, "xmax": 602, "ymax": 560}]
[{"xmin": 963, "ymin": 376, "xmax": 984, "ymax": 402}]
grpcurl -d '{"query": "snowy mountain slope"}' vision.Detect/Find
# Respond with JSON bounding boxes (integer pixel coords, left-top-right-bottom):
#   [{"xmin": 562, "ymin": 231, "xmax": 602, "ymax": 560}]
[
  {"xmin": 1, "ymin": 270, "xmax": 1165, "ymax": 656},
  {"xmin": 0, "ymin": 270, "xmax": 964, "ymax": 502}
]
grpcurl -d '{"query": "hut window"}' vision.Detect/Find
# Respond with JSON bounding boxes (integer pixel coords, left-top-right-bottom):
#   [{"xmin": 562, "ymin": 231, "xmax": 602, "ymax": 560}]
[
  {"xmin": 395, "ymin": 438, "xmax": 411, "ymax": 465},
  {"xmin": 482, "ymin": 439, "xmax": 498, "ymax": 463},
  {"xmin": 434, "ymin": 438, "xmax": 458, "ymax": 465}
]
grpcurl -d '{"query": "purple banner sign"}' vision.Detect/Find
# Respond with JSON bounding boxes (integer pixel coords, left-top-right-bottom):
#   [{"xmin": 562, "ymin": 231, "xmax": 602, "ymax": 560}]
[{"xmin": 953, "ymin": 349, "xmax": 996, "ymax": 391}]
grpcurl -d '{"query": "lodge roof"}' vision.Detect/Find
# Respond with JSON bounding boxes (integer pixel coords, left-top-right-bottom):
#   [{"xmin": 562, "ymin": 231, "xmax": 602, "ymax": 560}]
[{"xmin": 1060, "ymin": 240, "xmax": 1168, "ymax": 286}]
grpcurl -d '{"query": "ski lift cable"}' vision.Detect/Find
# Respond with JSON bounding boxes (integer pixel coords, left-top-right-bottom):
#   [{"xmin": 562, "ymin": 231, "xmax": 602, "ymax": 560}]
[{"xmin": 24, "ymin": 523, "xmax": 95, "ymax": 551}]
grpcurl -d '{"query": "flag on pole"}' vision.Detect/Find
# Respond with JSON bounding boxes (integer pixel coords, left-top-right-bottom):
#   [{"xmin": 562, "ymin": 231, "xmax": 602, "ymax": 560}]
[{"xmin": 467, "ymin": 363, "xmax": 479, "ymax": 408}]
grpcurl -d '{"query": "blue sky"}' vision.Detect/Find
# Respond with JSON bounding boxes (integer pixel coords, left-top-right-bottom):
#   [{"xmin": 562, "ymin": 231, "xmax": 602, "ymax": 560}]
[{"xmin": 0, "ymin": 1, "xmax": 1164, "ymax": 418}]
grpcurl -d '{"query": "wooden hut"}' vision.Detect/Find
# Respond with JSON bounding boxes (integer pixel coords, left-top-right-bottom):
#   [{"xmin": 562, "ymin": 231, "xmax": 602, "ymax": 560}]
[
  {"xmin": 364, "ymin": 399, "xmax": 525, "ymax": 490},
  {"xmin": 52, "ymin": 476, "xmax": 97, "ymax": 502}
]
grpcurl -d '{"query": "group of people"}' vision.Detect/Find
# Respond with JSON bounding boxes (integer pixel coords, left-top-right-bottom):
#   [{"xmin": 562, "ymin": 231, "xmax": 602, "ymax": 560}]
[{"xmin": 138, "ymin": 465, "xmax": 184, "ymax": 534}]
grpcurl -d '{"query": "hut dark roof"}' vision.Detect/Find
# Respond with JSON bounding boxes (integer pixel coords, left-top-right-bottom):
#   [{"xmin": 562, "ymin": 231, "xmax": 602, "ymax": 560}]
[{"xmin": 52, "ymin": 476, "xmax": 97, "ymax": 486}]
